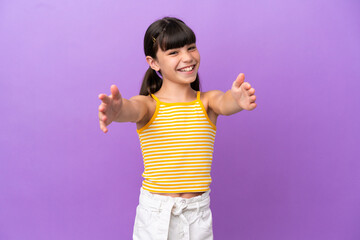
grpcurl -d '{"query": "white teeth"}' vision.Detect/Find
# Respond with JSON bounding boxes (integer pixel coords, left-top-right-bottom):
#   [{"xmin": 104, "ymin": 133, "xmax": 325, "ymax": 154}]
[{"xmin": 179, "ymin": 65, "xmax": 194, "ymax": 72}]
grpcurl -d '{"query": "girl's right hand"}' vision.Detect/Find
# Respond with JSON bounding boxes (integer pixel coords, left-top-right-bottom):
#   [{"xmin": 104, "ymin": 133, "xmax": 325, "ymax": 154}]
[{"xmin": 98, "ymin": 85, "xmax": 123, "ymax": 133}]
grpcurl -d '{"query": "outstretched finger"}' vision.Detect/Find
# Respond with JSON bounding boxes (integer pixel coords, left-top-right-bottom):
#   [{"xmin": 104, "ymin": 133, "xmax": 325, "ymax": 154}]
[
  {"xmin": 249, "ymin": 102, "xmax": 257, "ymax": 110},
  {"xmin": 99, "ymin": 94, "xmax": 111, "ymax": 104},
  {"xmin": 98, "ymin": 111, "xmax": 105, "ymax": 122},
  {"xmin": 110, "ymin": 85, "xmax": 122, "ymax": 100},
  {"xmin": 248, "ymin": 88, "xmax": 255, "ymax": 95},
  {"xmin": 233, "ymin": 73, "xmax": 245, "ymax": 88},
  {"xmin": 99, "ymin": 113, "xmax": 108, "ymax": 133},
  {"xmin": 243, "ymin": 82, "xmax": 251, "ymax": 90},
  {"xmin": 98, "ymin": 103, "xmax": 107, "ymax": 113},
  {"xmin": 99, "ymin": 120, "xmax": 108, "ymax": 133},
  {"xmin": 250, "ymin": 95, "xmax": 256, "ymax": 102},
  {"xmin": 244, "ymin": 85, "xmax": 253, "ymax": 95}
]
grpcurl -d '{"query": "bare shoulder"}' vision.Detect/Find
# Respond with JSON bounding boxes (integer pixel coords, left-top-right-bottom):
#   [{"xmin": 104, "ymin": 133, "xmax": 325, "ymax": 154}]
[
  {"xmin": 129, "ymin": 94, "xmax": 155, "ymax": 109},
  {"xmin": 202, "ymin": 90, "xmax": 224, "ymax": 98},
  {"xmin": 130, "ymin": 94, "xmax": 157, "ymax": 128},
  {"xmin": 129, "ymin": 94, "xmax": 153, "ymax": 102},
  {"xmin": 201, "ymin": 90, "xmax": 224, "ymax": 106}
]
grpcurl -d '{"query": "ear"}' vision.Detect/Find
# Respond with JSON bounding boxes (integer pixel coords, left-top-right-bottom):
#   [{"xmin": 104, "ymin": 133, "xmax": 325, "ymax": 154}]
[{"xmin": 146, "ymin": 56, "xmax": 160, "ymax": 72}]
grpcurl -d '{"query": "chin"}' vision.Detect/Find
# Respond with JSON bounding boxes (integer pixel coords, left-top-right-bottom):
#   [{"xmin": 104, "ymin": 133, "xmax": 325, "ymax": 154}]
[{"xmin": 183, "ymin": 75, "xmax": 197, "ymax": 84}]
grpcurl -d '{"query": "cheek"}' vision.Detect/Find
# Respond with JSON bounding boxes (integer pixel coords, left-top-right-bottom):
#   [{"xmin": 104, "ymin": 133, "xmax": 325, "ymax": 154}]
[
  {"xmin": 160, "ymin": 62, "xmax": 176, "ymax": 76},
  {"xmin": 193, "ymin": 52, "xmax": 200, "ymax": 62},
  {"xmin": 166, "ymin": 60, "xmax": 179, "ymax": 71}
]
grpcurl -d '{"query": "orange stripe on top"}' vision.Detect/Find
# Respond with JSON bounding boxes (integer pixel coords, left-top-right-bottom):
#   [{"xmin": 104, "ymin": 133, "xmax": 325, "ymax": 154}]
[{"xmin": 137, "ymin": 92, "xmax": 216, "ymax": 193}]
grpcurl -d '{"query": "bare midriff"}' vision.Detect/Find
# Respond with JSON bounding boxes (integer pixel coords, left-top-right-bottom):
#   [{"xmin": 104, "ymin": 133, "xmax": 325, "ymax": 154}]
[{"xmin": 152, "ymin": 192, "xmax": 205, "ymax": 199}]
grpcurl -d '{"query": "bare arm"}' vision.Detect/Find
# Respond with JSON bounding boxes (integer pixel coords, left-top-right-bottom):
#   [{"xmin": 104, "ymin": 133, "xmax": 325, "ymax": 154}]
[
  {"xmin": 98, "ymin": 85, "xmax": 148, "ymax": 133},
  {"xmin": 208, "ymin": 73, "xmax": 257, "ymax": 116}
]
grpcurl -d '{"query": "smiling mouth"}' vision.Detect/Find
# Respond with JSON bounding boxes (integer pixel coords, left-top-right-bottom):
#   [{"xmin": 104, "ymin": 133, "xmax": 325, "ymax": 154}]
[{"xmin": 178, "ymin": 65, "xmax": 196, "ymax": 72}]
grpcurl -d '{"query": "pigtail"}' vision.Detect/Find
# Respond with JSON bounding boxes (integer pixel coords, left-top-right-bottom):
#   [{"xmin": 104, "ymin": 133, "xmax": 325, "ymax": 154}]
[
  {"xmin": 191, "ymin": 75, "xmax": 200, "ymax": 92},
  {"xmin": 139, "ymin": 67, "xmax": 163, "ymax": 95}
]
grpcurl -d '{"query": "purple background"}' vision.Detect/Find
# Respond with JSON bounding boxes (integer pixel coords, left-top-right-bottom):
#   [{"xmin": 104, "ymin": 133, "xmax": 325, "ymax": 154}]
[{"xmin": 1, "ymin": 0, "xmax": 359, "ymax": 239}]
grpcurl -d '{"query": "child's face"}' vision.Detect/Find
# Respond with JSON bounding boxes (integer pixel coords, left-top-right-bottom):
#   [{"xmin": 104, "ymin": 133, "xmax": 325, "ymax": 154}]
[{"xmin": 153, "ymin": 43, "xmax": 200, "ymax": 86}]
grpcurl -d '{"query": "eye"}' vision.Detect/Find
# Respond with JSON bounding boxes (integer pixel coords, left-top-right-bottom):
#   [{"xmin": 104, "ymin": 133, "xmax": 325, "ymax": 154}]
[
  {"xmin": 169, "ymin": 51, "xmax": 178, "ymax": 55},
  {"xmin": 188, "ymin": 46, "xmax": 197, "ymax": 51}
]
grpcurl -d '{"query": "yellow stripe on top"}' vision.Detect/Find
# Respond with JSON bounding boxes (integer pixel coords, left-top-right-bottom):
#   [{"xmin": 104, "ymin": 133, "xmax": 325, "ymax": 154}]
[{"xmin": 137, "ymin": 91, "xmax": 217, "ymax": 193}]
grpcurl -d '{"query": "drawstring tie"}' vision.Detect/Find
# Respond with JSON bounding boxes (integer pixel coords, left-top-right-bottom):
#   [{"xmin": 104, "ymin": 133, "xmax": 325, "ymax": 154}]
[
  {"xmin": 156, "ymin": 199, "xmax": 208, "ymax": 240},
  {"xmin": 137, "ymin": 188, "xmax": 211, "ymax": 240}
]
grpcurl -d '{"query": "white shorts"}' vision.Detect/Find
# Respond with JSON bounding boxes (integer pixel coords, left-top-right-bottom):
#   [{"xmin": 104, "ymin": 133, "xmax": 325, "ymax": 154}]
[{"xmin": 132, "ymin": 187, "xmax": 213, "ymax": 240}]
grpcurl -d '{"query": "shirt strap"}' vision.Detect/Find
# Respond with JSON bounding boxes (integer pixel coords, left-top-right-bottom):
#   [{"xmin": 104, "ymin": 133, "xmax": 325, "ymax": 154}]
[
  {"xmin": 150, "ymin": 93, "xmax": 160, "ymax": 103},
  {"xmin": 196, "ymin": 91, "xmax": 201, "ymax": 100}
]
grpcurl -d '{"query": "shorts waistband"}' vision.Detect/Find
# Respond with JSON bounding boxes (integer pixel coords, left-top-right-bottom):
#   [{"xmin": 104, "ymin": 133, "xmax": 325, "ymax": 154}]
[{"xmin": 139, "ymin": 187, "xmax": 211, "ymax": 212}]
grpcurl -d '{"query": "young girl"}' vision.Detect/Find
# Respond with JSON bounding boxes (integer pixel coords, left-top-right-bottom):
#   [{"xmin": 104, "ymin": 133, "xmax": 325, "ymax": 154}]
[{"xmin": 98, "ymin": 17, "xmax": 256, "ymax": 240}]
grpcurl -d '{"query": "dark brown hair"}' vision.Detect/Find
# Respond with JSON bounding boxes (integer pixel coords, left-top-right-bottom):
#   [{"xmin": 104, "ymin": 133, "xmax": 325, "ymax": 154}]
[{"xmin": 139, "ymin": 17, "xmax": 200, "ymax": 95}]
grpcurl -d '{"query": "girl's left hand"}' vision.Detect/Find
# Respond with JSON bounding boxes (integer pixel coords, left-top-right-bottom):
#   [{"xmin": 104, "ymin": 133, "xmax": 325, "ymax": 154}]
[{"xmin": 231, "ymin": 73, "xmax": 257, "ymax": 111}]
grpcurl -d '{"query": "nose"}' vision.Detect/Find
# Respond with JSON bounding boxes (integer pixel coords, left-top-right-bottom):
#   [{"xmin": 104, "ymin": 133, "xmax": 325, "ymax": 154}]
[{"xmin": 181, "ymin": 50, "xmax": 193, "ymax": 63}]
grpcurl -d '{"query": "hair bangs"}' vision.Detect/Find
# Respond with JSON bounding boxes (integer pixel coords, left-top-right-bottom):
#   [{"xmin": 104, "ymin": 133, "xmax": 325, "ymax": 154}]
[{"xmin": 159, "ymin": 22, "xmax": 196, "ymax": 51}]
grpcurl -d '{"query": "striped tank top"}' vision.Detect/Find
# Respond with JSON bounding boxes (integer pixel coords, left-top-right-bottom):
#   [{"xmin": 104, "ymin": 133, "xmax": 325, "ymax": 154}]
[{"xmin": 137, "ymin": 91, "xmax": 217, "ymax": 193}]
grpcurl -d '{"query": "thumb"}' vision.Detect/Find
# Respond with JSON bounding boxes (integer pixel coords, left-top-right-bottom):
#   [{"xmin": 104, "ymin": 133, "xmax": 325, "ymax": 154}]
[
  {"xmin": 232, "ymin": 73, "xmax": 245, "ymax": 88},
  {"xmin": 110, "ymin": 85, "xmax": 122, "ymax": 100}
]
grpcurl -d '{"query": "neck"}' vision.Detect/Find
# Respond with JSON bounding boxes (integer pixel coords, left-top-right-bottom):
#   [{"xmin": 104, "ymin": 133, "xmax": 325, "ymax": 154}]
[{"xmin": 155, "ymin": 81, "xmax": 197, "ymax": 103}]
